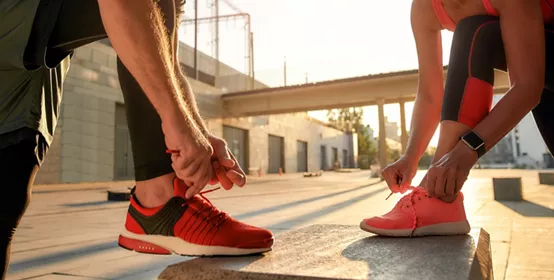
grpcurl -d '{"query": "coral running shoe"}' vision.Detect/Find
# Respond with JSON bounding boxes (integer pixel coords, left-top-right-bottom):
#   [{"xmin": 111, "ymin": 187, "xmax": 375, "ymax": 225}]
[
  {"xmin": 118, "ymin": 178, "xmax": 274, "ymax": 256},
  {"xmin": 360, "ymin": 187, "xmax": 470, "ymax": 237}
]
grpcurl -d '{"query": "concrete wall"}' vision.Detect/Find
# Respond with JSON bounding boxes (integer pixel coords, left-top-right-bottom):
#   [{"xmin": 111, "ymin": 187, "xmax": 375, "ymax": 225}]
[
  {"xmin": 58, "ymin": 43, "xmax": 121, "ymax": 183},
  {"xmin": 178, "ymin": 43, "xmax": 267, "ymax": 92},
  {"xmin": 35, "ymin": 129, "xmax": 63, "ymax": 184}
]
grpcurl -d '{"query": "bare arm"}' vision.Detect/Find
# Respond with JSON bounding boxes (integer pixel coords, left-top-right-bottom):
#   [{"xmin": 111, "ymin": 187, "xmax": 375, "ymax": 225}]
[
  {"xmin": 404, "ymin": 0, "xmax": 445, "ymax": 163},
  {"xmin": 472, "ymin": 0, "xmax": 545, "ymax": 150},
  {"xmin": 97, "ymin": 0, "xmax": 196, "ymax": 130},
  {"xmin": 172, "ymin": 30, "xmax": 210, "ymax": 135}
]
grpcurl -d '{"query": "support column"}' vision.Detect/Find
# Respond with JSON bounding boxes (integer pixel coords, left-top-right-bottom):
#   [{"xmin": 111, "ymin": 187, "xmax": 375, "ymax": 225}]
[
  {"xmin": 399, "ymin": 101, "xmax": 408, "ymax": 153},
  {"xmin": 378, "ymin": 99, "xmax": 387, "ymax": 171}
]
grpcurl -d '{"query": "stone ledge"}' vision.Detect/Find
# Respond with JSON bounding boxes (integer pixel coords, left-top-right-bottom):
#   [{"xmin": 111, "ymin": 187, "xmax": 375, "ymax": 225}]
[{"xmin": 158, "ymin": 224, "xmax": 492, "ymax": 280}]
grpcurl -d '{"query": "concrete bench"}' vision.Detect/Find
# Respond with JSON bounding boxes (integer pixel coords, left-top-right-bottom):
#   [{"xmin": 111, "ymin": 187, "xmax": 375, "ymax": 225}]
[
  {"xmin": 158, "ymin": 224, "xmax": 493, "ymax": 280},
  {"xmin": 107, "ymin": 187, "xmax": 131, "ymax": 201},
  {"xmin": 538, "ymin": 171, "xmax": 554, "ymax": 185},
  {"xmin": 493, "ymin": 177, "xmax": 523, "ymax": 201}
]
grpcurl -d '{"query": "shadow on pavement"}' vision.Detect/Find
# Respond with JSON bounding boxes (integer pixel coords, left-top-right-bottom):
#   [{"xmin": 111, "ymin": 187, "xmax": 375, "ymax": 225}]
[
  {"xmin": 235, "ymin": 180, "xmax": 384, "ymax": 221},
  {"xmin": 63, "ymin": 200, "xmax": 123, "ymax": 207},
  {"xmin": 8, "ymin": 241, "xmax": 118, "ymax": 273},
  {"xmin": 499, "ymin": 200, "xmax": 554, "ymax": 217},
  {"xmin": 268, "ymin": 185, "xmax": 387, "ymax": 229}
]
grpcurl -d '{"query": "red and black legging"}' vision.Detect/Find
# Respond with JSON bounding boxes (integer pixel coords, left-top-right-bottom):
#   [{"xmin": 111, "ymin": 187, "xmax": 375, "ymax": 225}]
[{"xmin": 441, "ymin": 15, "xmax": 554, "ymax": 153}]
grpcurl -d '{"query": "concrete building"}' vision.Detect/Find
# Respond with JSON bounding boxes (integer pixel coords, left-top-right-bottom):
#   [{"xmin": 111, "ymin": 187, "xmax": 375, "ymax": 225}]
[{"xmin": 34, "ymin": 40, "xmax": 355, "ymax": 184}]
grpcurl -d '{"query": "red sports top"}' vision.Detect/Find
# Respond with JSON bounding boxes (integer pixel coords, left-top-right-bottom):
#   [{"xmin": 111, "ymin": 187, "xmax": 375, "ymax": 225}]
[{"xmin": 433, "ymin": 0, "xmax": 554, "ymax": 31}]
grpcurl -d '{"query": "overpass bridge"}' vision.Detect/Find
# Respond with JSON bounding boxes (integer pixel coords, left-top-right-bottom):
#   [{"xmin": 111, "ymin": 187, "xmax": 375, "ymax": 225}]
[{"xmin": 220, "ymin": 68, "xmax": 511, "ymax": 171}]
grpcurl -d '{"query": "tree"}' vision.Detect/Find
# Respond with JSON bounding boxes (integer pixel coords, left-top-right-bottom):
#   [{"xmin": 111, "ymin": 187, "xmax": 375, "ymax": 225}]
[
  {"xmin": 418, "ymin": 147, "xmax": 436, "ymax": 169},
  {"xmin": 327, "ymin": 108, "xmax": 377, "ymax": 169},
  {"xmin": 387, "ymin": 144, "xmax": 402, "ymax": 163}
]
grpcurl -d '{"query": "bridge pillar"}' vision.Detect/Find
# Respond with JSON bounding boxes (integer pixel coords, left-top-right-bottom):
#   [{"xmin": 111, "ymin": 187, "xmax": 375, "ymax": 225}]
[
  {"xmin": 399, "ymin": 101, "xmax": 408, "ymax": 153},
  {"xmin": 378, "ymin": 99, "xmax": 387, "ymax": 171}
]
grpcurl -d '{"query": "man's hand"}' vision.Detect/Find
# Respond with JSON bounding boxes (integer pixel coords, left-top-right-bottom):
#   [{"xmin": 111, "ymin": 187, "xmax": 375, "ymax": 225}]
[
  {"xmin": 424, "ymin": 141, "xmax": 477, "ymax": 197},
  {"xmin": 162, "ymin": 118, "xmax": 214, "ymax": 199},
  {"xmin": 382, "ymin": 156, "xmax": 418, "ymax": 194},
  {"xmin": 208, "ymin": 135, "xmax": 247, "ymax": 189}
]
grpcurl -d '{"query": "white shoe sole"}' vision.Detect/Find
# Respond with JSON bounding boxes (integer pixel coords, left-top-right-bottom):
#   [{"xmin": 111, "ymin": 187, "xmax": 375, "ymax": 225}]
[
  {"xmin": 359, "ymin": 220, "xmax": 471, "ymax": 237},
  {"xmin": 119, "ymin": 229, "xmax": 273, "ymax": 256}
]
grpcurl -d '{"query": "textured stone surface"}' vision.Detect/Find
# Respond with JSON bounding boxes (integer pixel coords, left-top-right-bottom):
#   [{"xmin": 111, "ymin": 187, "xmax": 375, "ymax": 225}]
[
  {"xmin": 538, "ymin": 172, "xmax": 554, "ymax": 185},
  {"xmin": 158, "ymin": 224, "xmax": 492, "ymax": 280},
  {"xmin": 493, "ymin": 177, "xmax": 523, "ymax": 201}
]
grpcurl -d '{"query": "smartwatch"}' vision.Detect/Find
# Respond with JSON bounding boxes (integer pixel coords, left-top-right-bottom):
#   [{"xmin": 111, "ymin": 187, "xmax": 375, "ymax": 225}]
[{"xmin": 460, "ymin": 131, "xmax": 486, "ymax": 158}]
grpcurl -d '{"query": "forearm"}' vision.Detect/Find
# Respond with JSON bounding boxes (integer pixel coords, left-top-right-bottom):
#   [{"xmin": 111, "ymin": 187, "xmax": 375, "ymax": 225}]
[
  {"xmin": 473, "ymin": 85, "xmax": 541, "ymax": 150},
  {"xmin": 97, "ymin": 0, "xmax": 189, "ymax": 123},
  {"xmin": 175, "ymin": 70, "xmax": 210, "ymax": 135},
  {"xmin": 404, "ymin": 94, "xmax": 441, "ymax": 162}
]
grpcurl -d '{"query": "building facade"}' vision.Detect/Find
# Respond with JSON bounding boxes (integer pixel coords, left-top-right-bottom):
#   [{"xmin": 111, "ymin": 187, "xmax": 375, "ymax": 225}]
[{"xmin": 34, "ymin": 40, "xmax": 355, "ymax": 184}]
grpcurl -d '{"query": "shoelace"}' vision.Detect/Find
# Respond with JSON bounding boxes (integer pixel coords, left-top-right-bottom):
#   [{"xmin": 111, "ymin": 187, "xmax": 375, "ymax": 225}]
[
  {"xmin": 182, "ymin": 187, "xmax": 229, "ymax": 227},
  {"xmin": 395, "ymin": 187, "xmax": 428, "ymax": 236}
]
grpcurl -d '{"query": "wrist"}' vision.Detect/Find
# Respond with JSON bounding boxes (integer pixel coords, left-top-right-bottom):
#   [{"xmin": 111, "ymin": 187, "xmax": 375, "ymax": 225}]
[
  {"xmin": 460, "ymin": 130, "xmax": 486, "ymax": 158},
  {"xmin": 401, "ymin": 153, "xmax": 420, "ymax": 165}
]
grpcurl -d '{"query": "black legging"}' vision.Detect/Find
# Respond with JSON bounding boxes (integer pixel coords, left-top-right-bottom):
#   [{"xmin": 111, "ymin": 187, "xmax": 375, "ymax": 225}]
[
  {"xmin": 441, "ymin": 15, "xmax": 554, "ymax": 153},
  {"xmin": 1, "ymin": 0, "xmax": 184, "ymax": 278}
]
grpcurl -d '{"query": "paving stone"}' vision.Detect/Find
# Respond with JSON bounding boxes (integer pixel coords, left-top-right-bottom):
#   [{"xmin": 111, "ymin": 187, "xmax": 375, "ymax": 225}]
[{"xmin": 158, "ymin": 224, "xmax": 492, "ymax": 280}]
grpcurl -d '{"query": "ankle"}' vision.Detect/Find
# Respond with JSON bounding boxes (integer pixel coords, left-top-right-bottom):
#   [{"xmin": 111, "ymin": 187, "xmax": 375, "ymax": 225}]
[
  {"xmin": 134, "ymin": 173, "xmax": 175, "ymax": 208},
  {"xmin": 438, "ymin": 194, "xmax": 457, "ymax": 203}
]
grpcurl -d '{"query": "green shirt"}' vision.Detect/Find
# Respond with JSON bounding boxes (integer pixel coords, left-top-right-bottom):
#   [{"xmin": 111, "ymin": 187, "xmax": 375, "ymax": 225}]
[{"xmin": 0, "ymin": 0, "xmax": 70, "ymax": 148}]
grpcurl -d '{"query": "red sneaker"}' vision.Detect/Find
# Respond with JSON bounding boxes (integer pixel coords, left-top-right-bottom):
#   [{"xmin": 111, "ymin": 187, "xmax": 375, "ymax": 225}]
[
  {"xmin": 360, "ymin": 187, "xmax": 470, "ymax": 237},
  {"xmin": 118, "ymin": 178, "xmax": 274, "ymax": 256}
]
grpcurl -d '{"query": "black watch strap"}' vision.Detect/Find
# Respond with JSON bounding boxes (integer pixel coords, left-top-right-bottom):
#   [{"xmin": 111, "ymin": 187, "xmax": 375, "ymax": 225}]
[{"xmin": 461, "ymin": 131, "xmax": 486, "ymax": 158}]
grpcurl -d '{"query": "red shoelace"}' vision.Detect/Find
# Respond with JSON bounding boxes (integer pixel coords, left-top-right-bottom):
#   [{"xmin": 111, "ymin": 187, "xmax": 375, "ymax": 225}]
[
  {"xmin": 396, "ymin": 187, "xmax": 428, "ymax": 236},
  {"xmin": 183, "ymin": 187, "xmax": 229, "ymax": 227}
]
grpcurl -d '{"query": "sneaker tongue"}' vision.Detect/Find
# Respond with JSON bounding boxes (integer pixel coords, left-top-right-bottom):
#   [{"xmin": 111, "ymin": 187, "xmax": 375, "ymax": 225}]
[{"xmin": 173, "ymin": 178, "xmax": 188, "ymax": 198}]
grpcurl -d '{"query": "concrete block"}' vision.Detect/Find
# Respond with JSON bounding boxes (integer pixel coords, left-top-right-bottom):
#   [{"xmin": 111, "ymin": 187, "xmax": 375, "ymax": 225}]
[
  {"xmin": 107, "ymin": 188, "xmax": 131, "ymax": 201},
  {"xmin": 493, "ymin": 177, "xmax": 523, "ymax": 201},
  {"xmin": 538, "ymin": 172, "xmax": 554, "ymax": 185},
  {"xmin": 159, "ymin": 224, "xmax": 493, "ymax": 280}
]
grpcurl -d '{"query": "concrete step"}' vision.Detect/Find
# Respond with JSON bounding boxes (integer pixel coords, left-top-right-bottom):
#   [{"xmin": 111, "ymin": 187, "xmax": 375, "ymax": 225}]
[{"xmin": 158, "ymin": 224, "xmax": 493, "ymax": 280}]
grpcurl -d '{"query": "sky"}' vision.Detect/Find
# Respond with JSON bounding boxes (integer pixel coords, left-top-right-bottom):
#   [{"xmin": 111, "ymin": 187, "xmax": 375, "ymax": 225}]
[{"xmin": 178, "ymin": 0, "xmax": 456, "ymax": 147}]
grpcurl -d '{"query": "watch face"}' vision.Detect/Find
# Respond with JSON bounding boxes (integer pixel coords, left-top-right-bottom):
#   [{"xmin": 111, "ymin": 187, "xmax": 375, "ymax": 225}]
[{"xmin": 463, "ymin": 132, "xmax": 484, "ymax": 149}]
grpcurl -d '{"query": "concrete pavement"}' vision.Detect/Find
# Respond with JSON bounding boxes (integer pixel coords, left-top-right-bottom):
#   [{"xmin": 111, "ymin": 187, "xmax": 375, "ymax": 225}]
[{"xmin": 6, "ymin": 169, "xmax": 554, "ymax": 279}]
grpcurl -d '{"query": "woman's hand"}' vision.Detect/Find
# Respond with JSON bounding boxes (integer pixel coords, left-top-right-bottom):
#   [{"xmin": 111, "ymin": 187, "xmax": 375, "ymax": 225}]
[{"xmin": 424, "ymin": 141, "xmax": 478, "ymax": 197}]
